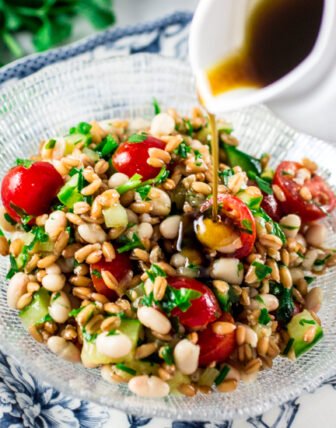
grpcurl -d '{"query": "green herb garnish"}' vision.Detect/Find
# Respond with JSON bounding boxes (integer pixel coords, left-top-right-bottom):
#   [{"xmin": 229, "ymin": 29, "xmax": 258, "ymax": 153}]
[
  {"xmin": 115, "ymin": 363, "xmax": 136, "ymax": 375},
  {"xmin": 153, "ymin": 98, "xmax": 161, "ymax": 115},
  {"xmin": 248, "ymin": 171, "xmax": 273, "ymax": 195},
  {"xmin": 128, "ymin": 133, "xmax": 147, "ymax": 143},
  {"xmin": 137, "ymin": 184, "xmax": 151, "ymax": 201},
  {"xmin": 241, "ymin": 219, "xmax": 253, "ymax": 235},
  {"xmin": 283, "ymin": 338, "xmax": 295, "ymax": 355},
  {"xmin": 252, "ymin": 261, "xmax": 272, "ymax": 281},
  {"xmin": 69, "ymin": 306, "xmax": 86, "ymax": 317},
  {"xmin": 299, "ymin": 319, "xmax": 316, "ymax": 326},
  {"xmin": 6, "ymin": 254, "xmax": 18, "ymax": 279},
  {"xmin": 95, "ymin": 135, "xmax": 118, "ymax": 158},
  {"xmin": 117, "ymin": 233, "xmax": 144, "ymax": 254},
  {"xmin": 174, "ymin": 141, "xmax": 191, "ymax": 158},
  {"xmin": 16, "ymin": 159, "xmax": 33, "ymax": 168},
  {"xmin": 214, "ymin": 365, "xmax": 230, "ymax": 385},
  {"xmin": 304, "ymin": 276, "xmax": 316, "ymax": 285},
  {"xmin": 218, "ymin": 168, "xmax": 234, "ymax": 186},
  {"xmin": 258, "ymin": 308, "xmax": 271, "ymax": 325},
  {"xmin": 146, "ymin": 264, "xmax": 167, "ymax": 282},
  {"xmin": 91, "ymin": 269, "xmax": 102, "ymax": 278},
  {"xmin": 160, "ymin": 345, "xmax": 174, "ymax": 365},
  {"xmin": 4, "ymin": 213, "xmax": 16, "ymax": 225}
]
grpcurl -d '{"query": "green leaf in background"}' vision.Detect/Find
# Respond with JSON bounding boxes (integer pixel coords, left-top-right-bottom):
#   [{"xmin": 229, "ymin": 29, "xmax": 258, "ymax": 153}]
[{"xmin": 0, "ymin": 0, "xmax": 116, "ymax": 64}]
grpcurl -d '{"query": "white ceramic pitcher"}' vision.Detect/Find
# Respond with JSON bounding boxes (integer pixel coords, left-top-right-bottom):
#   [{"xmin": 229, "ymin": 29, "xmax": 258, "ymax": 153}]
[{"xmin": 189, "ymin": 0, "xmax": 336, "ymax": 141}]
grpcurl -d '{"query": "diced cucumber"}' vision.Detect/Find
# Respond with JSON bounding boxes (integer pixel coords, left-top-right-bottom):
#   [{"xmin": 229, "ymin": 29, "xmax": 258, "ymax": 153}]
[
  {"xmin": 102, "ymin": 205, "xmax": 128, "ymax": 228},
  {"xmin": 223, "ymin": 144, "xmax": 261, "ymax": 175},
  {"xmin": 83, "ymin": 147, "xmax": 100, "ymax": 162},
  {"xmin": 57, "ymin": 173, "xmax": 83, "ymax": 208},
  {"xmin": 286, "ymin": 310, "xmax": 323, "ymax": 358},
  {"xmin": 19, "ymin": 288, "xmax": 50, "ymax": 329},
  {"xmin": 81, "ymin": 319, "xmax": 143, "ymax": 367},
  {"xmin": 236, "ymin": 188, "xmax": 263, "ymax": 210},
  {"xmin": 65, "ymin": 133, "xmax": 91, "ymax": 147},
  {"xmin": 167, "ymin": 370, "xmax": 191, "ymax": 394},
  {"xmin": 198, "ymin": 367, "xmax": 219, "ymax": 387}
]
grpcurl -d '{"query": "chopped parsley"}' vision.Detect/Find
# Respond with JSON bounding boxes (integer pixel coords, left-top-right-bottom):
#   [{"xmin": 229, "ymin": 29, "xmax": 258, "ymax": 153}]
[
  {"xmin": 107, "ymin": 329, "xmax": 118, "ymax": 336},
  {"xmin": 299, "ymin": 319, "xmax": 316, "ymax": 326},
  {"xmin": 252, "ymin": 261, "xmax": 272, "ymax": 280},
  {"xmin": 142, "ymin": 286, "xmax": 202, "ymax": 315},
  {"xmin": 283, "ymin": 338, "xmax": 295, "ymax": 355},
  {"xmin": 95, "ymin": 135, "xmax": 118, "ymax": 158},
  {"xmin": 128, "ymin": 133, "xmax": 147, "ymax": 143},
  {"xmin": 68, "ymin": 122, "xmax": 92, "ymax": 146},
  {"xmin": 247, "ymin": 196, "xmax": 263, "ymax": 210},
  {"xmin": 117, "ymin": 233, "xmax": 144, "ymax": 253},
  {"xmin": 4, "ymin": 213, "xmax": 16, "ymax": 225},
  {"xmin": 69, "ymin": 306, "xmax": 86, "ymax": 317},
  {"xmin": 160, "ymin": 345, "xmax": 174, "ymax": 365},
  {"xmin": 314, "ymin": 254, "xmax": 331, "ymax": 267},
  {"xmin": 115, "ymin": 363, "xmax": 136, "ymax": 375},
  {"xmin": 36, "ymin": 313, "xmax": 53, "ymax": 325},
  {"xmin": 258, "ymin": 308, "xmax": 271, "ymax": 325},
  {"xmin": 304, "ymin": 276, "xmax": 316, "ymax": 285},
  {"xmin": 69, "ymin": 121, "xmax": 92, "ymax": 135},
  {"xmin": 22, "ymin": 215, "xmax": 33, "ymax": 225},
  {"xmin": 153, "ymin": 98, "xmax": 161, "ymax": 115},
  {"xmin": 218, "ymin": 168, "xmax": 234, "ymax": 186},
  {"xmin": 252, "ymin": 208, "xmax": 286, "ymax": 244},
  {"xmin": 270, "ymin": 284, "xmax": 294, "ymax": 324},
  {"xmin": 174, "ymin": 141, "xmax": 191, "ymax": 158},
  {"xmin": 91, "ymin": 269, "xmax": 102, "ymax": 278},
  {"xmin": 45, "ymin": 139, "xmax": 56, "ymax": 149},
  {"xmin": 241, "ymin": 219, "xmax": 253, "ymax": 235},
  {"xmin": 16, "ymin": 159, "xmax": 33, "ymax": 168},
  {"xmin": 194, "ymin": 149, "xmax": 202, "ymax": 166},
  {"xmin": 51, "ymin": 292, "xmax": 61, "ymax": 302},
  {"xmin": 183, "ymin": 118, "xmax": 194, "ymax": 136},
  {"xmin": 248, "ymin": 171, "xmax": 273, "ymax": 195},
  {"xmin": 137, "ymin": 184, "xmax": 151, "ymax": 201},
  {"xmin": 116, "ymin": 173, "xmax": 143, "ymax": 195},
  {"xmin": 82, "ymin": 329, "xmax": 97, "ymax": 343},
  {"xmin": 214, "ymin": 365, "xmax": 230, "ymax": 385},
  {"xmin": 6, "ymin": 254, "xmax": 18, "ymax": 279},
  {"xmin": 146, "ymin": 264, "xmax": 167, "ymax": 282}
]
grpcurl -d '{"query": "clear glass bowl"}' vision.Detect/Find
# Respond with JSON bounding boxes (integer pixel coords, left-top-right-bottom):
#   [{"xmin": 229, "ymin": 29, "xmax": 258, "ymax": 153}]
[{"xmin": 0, "ymin": 53, "xmax": 335, "ymax": 421}]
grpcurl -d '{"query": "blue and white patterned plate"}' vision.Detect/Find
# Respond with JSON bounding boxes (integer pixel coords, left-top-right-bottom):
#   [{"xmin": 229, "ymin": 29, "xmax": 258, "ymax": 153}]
[{"xmin": 0, "ymin": 12, "xmax": 336, "ymax": 428}]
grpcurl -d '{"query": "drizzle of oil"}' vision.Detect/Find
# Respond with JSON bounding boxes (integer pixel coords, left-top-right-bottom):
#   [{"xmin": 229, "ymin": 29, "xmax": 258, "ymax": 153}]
[
  {"xmin": 208, "ymin": 111, "xmax": 219, "ymax": 221},
  {"xmin": 207, "ymin": 0, "xmax": 324, "ymax": 95}
]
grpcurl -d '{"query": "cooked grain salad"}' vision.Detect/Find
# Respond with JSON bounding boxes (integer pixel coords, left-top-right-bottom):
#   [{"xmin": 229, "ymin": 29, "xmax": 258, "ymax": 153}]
[{"xmin": 0, "ymin": 104, "xmax": 335, "ymax": 398}]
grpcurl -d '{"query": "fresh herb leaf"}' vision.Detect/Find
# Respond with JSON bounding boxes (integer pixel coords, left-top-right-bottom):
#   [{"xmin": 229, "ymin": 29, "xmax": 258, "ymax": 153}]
[
  {"xmin": 115, "ymin": 363, "xmax": 136, "ymax": 375},
  {"xmin": 255, "ymin": 295, "xmax": 265, "ymax": 305},
  {"xmin": 247, "ymin": 196, "xmax": 263, "ymax": 210},
  {"xmin": 304, "ymin": 276, "xmax": 316, "ymax": 285},
  {"xmin": 4, "ymin": 213, "xmax": 16, "ymax": 225},
  {"xmin": 152, "ymin": 166, "xmax": 169, "ymax": 184},
  {"xmin": 252, "ymin": 261, "xmax": 272, "ymax": 280},
  {"xmin": 137, "ymin": 184, "xmax": 151, "ymax": 201},
  {"xmin": 69, "ymin": 306, "xmax": 85, "ymax": 317},
  {"xmin": 194, "ymin": 149, "xmax": 203, "ymax": 166},
  {"xmin": 70, "ymin": 122, "xmax": 92, "ymax": 135},
  {"xmin": 107, "ymin": 329, "xmax": 118, "ymax": 336},
  {"xmin": 117, "ymin": 233, "xmax": 144, "ymax": 253},
  {"xmin": 248, "ymin": 171, "xmax": 273, "ymax": 195},
  {"xmin": 280, "ymin": 224, "xmax": 300, "ymax": 231},
  {"xmin": 160, "ymin": 345, "xmax": 174, "ymax": 365},
  {"xmin": 258, "ymin": 308, "xmax": 271, "ymax": 325},
  {"xmin": 283, "ymin": 338, "xmax": 295, "ymax": 355},
  {"xmin": 314, "ymin": 254, "xmax": 331, "ymax": 266},
  {"xmin": 95, "ymin": 135, "xmax": 118, "ymax": 158},
  {"xmin": 299, "ymin": 319, "xmax": 316, "ymax": 326},
  {"xmin": 214, "ymin": 365, "xmax": 230, "ymax": 385},
  {"xmin": 252, "ymin": 208, "xmax": 286, "ymax": 244},
  {"xmin": 45, "ymin": 139, "xmax": 56, "ymax": 149},
  {"xmin": 153, "ymin": 98, "xmax": 161, "ymax": 115},
  {"xmin": 128, "ymin": 133, "xmax": 147, "ymax": 143},
  {"xmin": 6, "ymin": 254, "xmax": 18, "ymax": 279},
  {"xmin": 146, "ymin": 264, "xmax": 167, "ymax": 282},
  {"xmin": 51, "ymin": 292, "xmax": 61, "ymax": 302},
  {"xmin": 82, "ymin": 329, "xmax": 97, "ymax": 343},
  {"xmin": 22, "ymin": 215, "xmax": 33, "ymax": 225},
  {"xmin": 36, "ymin": 313, "xmax": 53, "ymax": 325},
  {"xmin": 218, "ymin": 168, "xmax": 234, "ymax": 186},
  {"xmin": 16, "ymin": 159, "xmax": 33, "ymax": 168},
  {"xmin": 174, "ymin": 141, "xmax": 191, "ymax": 159},
  {"xmin": 161, "ymin": 286, "xmax": 202, "ymax": 314},
  {"xmin": 183, "ymin": 119, "xmax": 194, "ymax": 136},
  {"xmin": 276, "ymin": 287, "xmax": 294, "ymax": 324},
  {"xmin": 91, "ymin": 269, "xmax": 102, "ymax": 278},
  {"xmin": 241, "ymin": 219, "xmax": 253, "ymax": 235},
  {"xmin": 116, "ymin": 173, "xmax": 143, "ymax": 195}
]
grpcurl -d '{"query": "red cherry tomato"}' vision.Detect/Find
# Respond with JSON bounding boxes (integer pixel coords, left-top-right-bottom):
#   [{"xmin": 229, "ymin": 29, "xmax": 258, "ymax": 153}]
[
  {"xmin": 112, "ymin": 136, "xmax": 166, "ymax": 180},
  {"xmin": 1, "ymin": 161, "xmax": 63, "ymax": 222},
  {"xmin": 261, "ymin": 193, "xmax": 283, "ymax": 222},
  {"xmin": 201, "ymin": 194, "xmax": 257, "ymax": 258},
  {"xmin": 198, "ymin": 312, "xmax": 236, "ymax": 367},
  {"xmin": 90, "ymin": 253, "xmax": 132, "ymax": 300},
  {"xmin": 168, "ymin": 276, "xmax": 221, "ymax": 330},
  {"xmin": 273, "ymin": 161, "xmax": 336, "ymax": 222}
]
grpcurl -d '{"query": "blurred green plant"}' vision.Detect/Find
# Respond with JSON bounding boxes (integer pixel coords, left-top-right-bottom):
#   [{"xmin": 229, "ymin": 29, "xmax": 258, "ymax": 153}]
[{"xmin": 0, "ymin": 0, "xmax": 116, "ymax": 64}]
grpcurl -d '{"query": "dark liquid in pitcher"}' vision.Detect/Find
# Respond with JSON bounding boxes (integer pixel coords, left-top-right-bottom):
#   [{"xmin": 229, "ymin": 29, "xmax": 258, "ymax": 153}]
[{"xmin": 207, "ymin": 0, "xmax": 324, "ymax": 95}]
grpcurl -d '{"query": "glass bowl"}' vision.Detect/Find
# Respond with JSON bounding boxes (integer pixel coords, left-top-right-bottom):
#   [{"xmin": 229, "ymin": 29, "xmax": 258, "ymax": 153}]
[{"xmin": 0, "ymin": 53, "xmax": 335, "ymax": 421}]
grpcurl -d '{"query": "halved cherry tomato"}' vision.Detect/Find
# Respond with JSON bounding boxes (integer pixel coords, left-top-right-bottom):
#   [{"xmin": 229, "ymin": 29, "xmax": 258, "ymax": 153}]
[
  {"xmin": 112, "ymin": 136, "xmax": 165, "ymax": 180},
  {"xmin": 273, "ymin": 161, "xmax": 336, "ymax": 222},
  {"xmin": 199, "ymin": 194, "xmax": 257, "ymax": 258},
  {"xmin": 198, "ymin": 312, "xmax": 236, "ymax": 367},
  {"xmin": 261, "ymin": 193, "xmax": 283, "ymax": 222},
  {"xmin": 90, "ymin": 253, "xmax": 132, "ymax": 300},
  {"xmin": 1, "ymin": 161, "xmax": 63, "ymax": 222},
  {"xmin": 168, "ymin": 276, "xmax": 221, "ymax": 330}
]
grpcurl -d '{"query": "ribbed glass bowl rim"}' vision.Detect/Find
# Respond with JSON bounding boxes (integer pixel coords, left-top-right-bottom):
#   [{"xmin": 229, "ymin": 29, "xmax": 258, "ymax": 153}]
[{"xmin": 0, "ymin": 53, "xmax": 335, "ymax": 421}]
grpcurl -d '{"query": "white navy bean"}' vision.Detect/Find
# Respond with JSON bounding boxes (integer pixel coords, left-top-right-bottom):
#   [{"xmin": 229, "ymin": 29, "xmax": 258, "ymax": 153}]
[
  {"xmin": 305, "ymin": 223, "xmax": 327, "ymax": 247},
  {"xmin": 96, "ymin": 332, "xmax": 132, "ymax": 359},
  {"xmin": 42, "ymin": 274, "xmax": 66, "ymax": 292},
  {"xmin": 7, "ymin": 272, "xmax": 29, "ymax": 309},
  {"xmin": 78, "ymin": 223, "xmax": 107, "ymax": 244},
  {"xmin": 150, "ymin": 113, "xmax": 175, "ymax": 136},
  {"xmin": 47, "ymin": 336, "xmax": 80, "ymax": 362},
  {"xmin": 137, "ymin": 306, "xmax": 171, "ymax": 334},
  {"xmin": 159, "ymin": 215, "xmax": 181, "ymax": 239},
  {"xmin": 210, "ymin": 258, "xmax": 243, "ymax": 284},
  {"xmin": 173, "ymin": 339, "xmax": 200, "ymax": 375},
  {"xmin": 49, "ymin": 291, "xmax": 71, "ymax": 324},
  {"xmin": 128, "ymin": 375, "xmax": 170, "ymax": 398}
]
